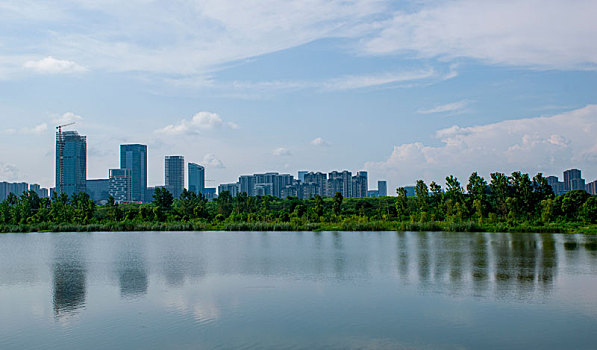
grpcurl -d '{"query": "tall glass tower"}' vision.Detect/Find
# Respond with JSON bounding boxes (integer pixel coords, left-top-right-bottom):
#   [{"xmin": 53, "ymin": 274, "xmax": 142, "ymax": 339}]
[
  {"xmin": 165, "ymin": 156, "xmax": 184, "ymax": 199},
  {"xmin": 188, "ymin": 163, "xmax": 205, "ymax": 195},
  {"xmin": 56, "ymin": 130, "xmax": 86, "ymax": 197},
  {"xmin": 120, "ymin": 144, "xmax": 147, "ymax": 202}
]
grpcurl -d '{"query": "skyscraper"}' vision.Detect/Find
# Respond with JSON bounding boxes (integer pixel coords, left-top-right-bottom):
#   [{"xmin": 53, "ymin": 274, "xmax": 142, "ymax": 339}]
[
  {"xmin": 328, "ymin": 170, "xmax": 352, "ymax": 197},
  {"xmin": 563, "ymin": 168, "xmax": 585, "ymax": 191},
  {"xmin": 304, "ymin": 172, "xmax": 327, "ymax": 197},
  {"xmin": 165, "ymin": 156, "xmax": 184, "ymax": 199},
  {"xmin": 378, "ymin": 181, "xmax": 387, "ymax": 197},
  {"xmin": 56, "ymin": 130, "xmax": 86, "ymax": 196},
  {"xmin": 109, "ymin": 168, "xmax": 132, "ymax": 204},
  {"xmin": 298, "ymin": 171, "xmax": 308, "ymax": 182},
  {"xmin": 188, "ymin": 163, "xmax": 205, "ymax": 195},
  {"xmin": 120, "ymin": 144, "xmax": 147, "ymax": 202},
  {"xmin": 351, "ymin": 171, "xmax": 368, "ymax": 198}
]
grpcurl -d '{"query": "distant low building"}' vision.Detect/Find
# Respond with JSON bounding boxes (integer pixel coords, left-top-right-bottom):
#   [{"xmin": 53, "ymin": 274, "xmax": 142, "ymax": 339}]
[
  {"xmin": 404, "ymin": 186, "xmax": 416, "ymax": 197},
  {"xmin": 86, "ymin": 179, "xmax": 109, "ymax": 203},
  {"xmin": 203, "ymin": 188, "xmax": 217, "ymax": 201},
  {"xmin": 29, "ymin": 184, "xmax": 49, "ymax": 198},
  {"xmin": 547, "ymin": 169, "xmax": 587, "ymax": 195},
  {"xmin": 367, "ymin": 190, "xmax": 379, "ymax": 197},
  {"xmin": 218, "ymin": 183, "xmax": 239, "ymax": 197}
]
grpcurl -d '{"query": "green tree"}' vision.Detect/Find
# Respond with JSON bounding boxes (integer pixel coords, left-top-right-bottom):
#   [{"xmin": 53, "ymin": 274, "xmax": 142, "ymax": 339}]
[
  {"xmin": 106, "ymin": 195, "xmax": 122, "ymax": 221},
  {"xmin": 153, "ymin": 187, "xmax": 174, "ymax": 211},
  {"xmin": 489, "ymin": 172, "xmax": 510, "ymax": 216},
  {"xmin": 314, "ymin": 195, "xmax": 324, "ymax": 218},
  {"xmin": 71, "ymin": 191, "xmax": 95, "ymax": 224},
  {"xmin": 532, "ymin": 173, "xmax": 554, "ymax": 203},
  {"xmin": 176, "ymin": 189, "xmax": 204, "ymax": 220},
  {"xmin": 582, "ymin": 196, "xmax": 597, "ymax": 223},
  {"xmin": 561, "ymin": 190, "xmax": 590, "ymax": 220},
  {"xmin": 509, "ymin": 171, "xmax": 534, "ymax": 217},
  {"xmin": 467, "ymin": 172, "xmax": 487, "ymax": 218},
  {"xmin": 395, "ymin": 187, "xmax": 408, "ymax": 219},
  {"xmin": 429, "ymin": 181, "xmax": 443, "ymax": 219},
  {"xmin": 332, "ymin": 191, "xmax": 343, "ymax": 215},
  {"xmin": 414, "ymin": 180, "xmax": 429, "ymax": 212},
  {"xmin": 445, "ymin": 175, "xmax": 464, "ymax": 204},
  {"xmin": 216, "ymin": 191, "xmax": 233, "ymax": 217}
]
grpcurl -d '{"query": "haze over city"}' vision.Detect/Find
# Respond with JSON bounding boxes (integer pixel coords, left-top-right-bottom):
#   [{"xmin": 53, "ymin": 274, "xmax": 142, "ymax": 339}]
[{"xmin": 0, "ymin": 0, "xmax": 596, "ymax": 193}]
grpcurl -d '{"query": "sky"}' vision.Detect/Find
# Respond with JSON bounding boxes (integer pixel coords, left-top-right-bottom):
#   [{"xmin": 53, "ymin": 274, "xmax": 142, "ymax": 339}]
[{"xmin": 0, "ymin": 0, "xmax": 596, "ymax": 193}]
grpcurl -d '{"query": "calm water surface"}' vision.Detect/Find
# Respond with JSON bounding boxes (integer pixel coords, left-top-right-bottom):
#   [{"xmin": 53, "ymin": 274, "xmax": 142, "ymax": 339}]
[{"xmin": 0, "ymin": 231, "xmax": 596, "ymax": 349}]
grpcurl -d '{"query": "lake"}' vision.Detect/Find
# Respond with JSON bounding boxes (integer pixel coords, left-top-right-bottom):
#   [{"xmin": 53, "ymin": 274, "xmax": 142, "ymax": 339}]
[{"xmin": 0, "ymin": 231, "xmax": 596, "ymax": 349}]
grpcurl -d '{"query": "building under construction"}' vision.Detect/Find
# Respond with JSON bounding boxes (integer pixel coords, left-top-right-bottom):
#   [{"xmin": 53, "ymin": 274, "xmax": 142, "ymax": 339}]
[{"xmin": 56, "ymin": 129, "xmax": 87, "ymax": 197}]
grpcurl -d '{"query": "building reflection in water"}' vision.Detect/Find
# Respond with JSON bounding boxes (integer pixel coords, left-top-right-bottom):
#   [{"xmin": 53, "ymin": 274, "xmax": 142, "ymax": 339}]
[
  {"xmin": 117, "ymin": 243, "xmax": 148, "ymax": 299},
  {"xmin": 52, "ymin": 236, "xmax": 87, "ymax": 318},
  {"xmin": 394, "ymin": 232, "xmax": 564, "ymax": 300}
]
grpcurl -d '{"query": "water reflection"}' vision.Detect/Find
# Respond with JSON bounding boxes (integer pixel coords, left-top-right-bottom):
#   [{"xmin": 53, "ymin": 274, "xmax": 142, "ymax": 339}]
[
  {"xmin": 391, "ymin": 232, "xmax": 564, "ymax": 300},
  {"xmin": 52, "ymin": 235, "xmax": 86, "ymax": 318},
  {"xmin": 116, "ymin": 241, "xmax": 148, "ymax": 299}
]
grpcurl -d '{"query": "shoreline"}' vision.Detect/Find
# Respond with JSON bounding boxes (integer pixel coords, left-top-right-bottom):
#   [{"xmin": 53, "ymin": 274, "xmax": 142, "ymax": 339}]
[{"xmin": 2, "ymin": 221, "xmax": 595, "ymax": 234}]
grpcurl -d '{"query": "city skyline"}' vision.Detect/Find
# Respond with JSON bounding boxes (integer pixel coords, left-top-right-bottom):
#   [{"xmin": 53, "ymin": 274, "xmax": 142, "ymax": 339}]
[{"xmin": 0, "ymin": 1, "xmax": 596, "ymax": 193}]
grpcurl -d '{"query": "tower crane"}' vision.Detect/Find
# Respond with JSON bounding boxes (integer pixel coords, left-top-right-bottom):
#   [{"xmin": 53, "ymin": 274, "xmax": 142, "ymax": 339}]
[{"xmin": 56, "ymin": 122, "xmax": 76, "ymax": 195}]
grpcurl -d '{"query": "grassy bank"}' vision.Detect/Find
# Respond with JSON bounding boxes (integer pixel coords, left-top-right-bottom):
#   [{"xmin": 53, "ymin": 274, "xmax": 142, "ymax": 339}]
[{"xmin": 2, "ymin": 220, "xmax": 595, "ymax": 234}]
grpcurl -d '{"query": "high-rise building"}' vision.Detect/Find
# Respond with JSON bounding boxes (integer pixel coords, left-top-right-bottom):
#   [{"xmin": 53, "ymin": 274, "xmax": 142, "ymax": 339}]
[
  {"xmin": 0, "ymin": 182, "xmax": 28, "ymax": 201},
  {"xmin": 298, "ymin": 171, "xmax": 308, "ymax": 183},
  {"xmin": 165, "ymin": 156, "xmax": 184, "ymax": 199},
  {"xmin": 378, "ymin": 181, "xmax": 387, "ymax": 197},
  {"xmin": 351, "ymin": 171, "xmax": 368, "ymax": 198},
  {"xmin": 120, "ymin": 144, "xmax": 147, "ymax": 202},
  {"xmin": 239, "ymin": 175, "xmax": 255, "ymax": 196},
  {"xmin": 56, "ymin": 130, "xmax": 86, "ymax": 196},
  {"xmin": 109, "ymin": 169, "xmax": 132, "ymax": 204},
  {"xmin": 546, "ymin": 175, "xmax": 565, "ymax": 195},
  {"xmin": 29, "ymin": 184, "xmax": 49, "ymax": 198},
  {"xmin": 0, "ymin": 182, "xmax": 6, "ymax": 202},
  {"xmin": 328, "ymin": 171, "xmax": 352, "ymax": 197},
  {"xmin": 86, "ymin": 179, "xmax": 109, "ymax": 203},
  {"xmin": 586, "ymin": 180, "xmax": 597, "ymax": 195},
  {"xmin": 218, "ymin": 183, "xmax": 239, "ymax": 197},
  {"xmin": 563, "ymin": 169, "xmax": 585, "ymax": 192},
  {"xmin": 188, "ymin": 163, "xmax": 205, "ymax": 195},
  {"xmin": 274, "ymin": 174, "xmax": 293, "ymax": 198},
  {"xmin": 304, "ymin": 172, "xmax": 327, "ymax": 197}
]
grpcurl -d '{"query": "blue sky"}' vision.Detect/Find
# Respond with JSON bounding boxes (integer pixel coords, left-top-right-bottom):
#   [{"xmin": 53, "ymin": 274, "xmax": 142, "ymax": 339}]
[{"xmin": 0, "ymin": 0, "xmax": 596, "ymax": 193}]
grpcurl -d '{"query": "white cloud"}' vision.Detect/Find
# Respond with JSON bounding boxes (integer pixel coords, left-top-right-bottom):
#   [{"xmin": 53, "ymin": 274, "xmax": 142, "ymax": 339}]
[
  {"xmin": 321, "ymin": 69, "xmax": 437, "ymax": 91},
  {"xmin": 202, "ymin": 153, "xmax": 224, "ymax": 169},
  {"xmin": 3, "ymin": 122, "xmax": 53, "ymax": 136},
  {"xmin": 418, "ymin": 100, "xmax": 470, "ymax": 114},
  {"xmin": 273, "ymin": 147, "xmax": 291, "ymax": 156},
  {"xmin": 364, "ymin": 0, "xmax": 597, "ymax": 69},
  {"xmin": 310, "ymin": 137, "xmax": 331, "ymax": 147},
  {"xmin": 21, "ymin": 123, "xmax": 48, "ymax": 135},
  {"xmin": 23, "ymin": 56, "xmax": 86, "ymax": 74},
  {"xmin": 156, "ymin": 112, "xmax": 238, "ymax": 136},
  {"xmin": 1, "ymin": 0, "xmax": 385, "ymax": 75},
  {"xmin": 0, "ymin": 162, "xmax": 19, "ymax": 181},
  {"xmin": 366, "ymin": 105, "xmax": 597, "ymax": 191},
  {"xmin": 53, "ymin": 112, "xmax": 83, "ymax": 125}
]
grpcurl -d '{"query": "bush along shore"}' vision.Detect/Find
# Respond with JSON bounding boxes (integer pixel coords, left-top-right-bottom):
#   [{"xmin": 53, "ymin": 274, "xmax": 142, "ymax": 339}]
[{"xmin": 1, "ymin": 171, "xmax": 596, "ymax": 234}]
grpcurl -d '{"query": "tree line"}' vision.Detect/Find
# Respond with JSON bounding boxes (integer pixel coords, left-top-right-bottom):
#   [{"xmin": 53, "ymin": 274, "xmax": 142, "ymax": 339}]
[{"xmin": 0, "ymin": 171, "xmax": 595, "ymax": 232}]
